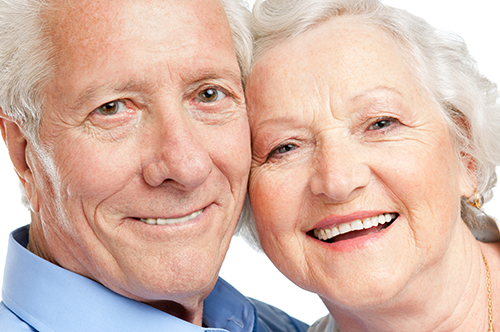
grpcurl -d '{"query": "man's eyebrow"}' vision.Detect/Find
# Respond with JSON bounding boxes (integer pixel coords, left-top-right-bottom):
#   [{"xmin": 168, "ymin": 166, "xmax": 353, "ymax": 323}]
[
  {"xmin": 182, "ymin": 67, "xmax": 243, "ymax": 87},
  {"xmin": 67, "ymin": 67, "xmax": 243, "ymax": 110},
  {"xmin": 68, "ymin": 79, "xmax": 155, "ymax": 110}
]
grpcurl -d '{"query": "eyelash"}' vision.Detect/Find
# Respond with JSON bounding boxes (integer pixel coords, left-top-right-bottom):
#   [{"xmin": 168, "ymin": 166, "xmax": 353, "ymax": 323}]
[
  {"xmin": 192, "ymin": 85, "xmax": 232, "ymax": 105},
  {"xmin": 366, "ymin": 116, "xmax": 400, "ymax": 132},
  {"xmin": 196, "ymin": 87, "xmax": 227, "ymax": 103},
  {"xmin": 94, "ymin": 99, "xmax": 128, "ymax": 116},
  {"xmin": 267, "ymin": 142, "xmax": 299, "ymax": 160}
]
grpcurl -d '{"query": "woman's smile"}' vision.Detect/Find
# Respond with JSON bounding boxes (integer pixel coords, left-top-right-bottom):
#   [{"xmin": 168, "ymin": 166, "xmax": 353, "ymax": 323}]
[{"xmin": 310, "ymin": 212, "xmax": 398, "ymax": 243}]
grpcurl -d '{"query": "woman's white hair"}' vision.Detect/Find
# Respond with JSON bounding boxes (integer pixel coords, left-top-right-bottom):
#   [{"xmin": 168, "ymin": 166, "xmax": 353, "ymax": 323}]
[
  {"xmin": 219, "ymin": 0, "xmax": 254, "ymax": 81},
  {"xmin": 237, "ymin": 0, "xmax": 500, "ymax": 248},
  {"xmin": 0, "ymin": 0, "xmax": 253, "ymax": 206}
]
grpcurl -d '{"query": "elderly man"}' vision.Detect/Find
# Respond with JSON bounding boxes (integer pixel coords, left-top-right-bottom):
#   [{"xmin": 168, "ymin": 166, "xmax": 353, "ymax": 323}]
[{"xmin": 0, "ymin": 0, "xmax": 308, "ymax": 331}]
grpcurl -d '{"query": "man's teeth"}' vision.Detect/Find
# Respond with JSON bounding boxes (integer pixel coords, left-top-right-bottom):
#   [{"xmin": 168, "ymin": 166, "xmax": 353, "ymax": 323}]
[
  {"xmin": 139, "ymin": 209, "xmax": 203, "ymax": 226},
  {"xmin": 313, "ymin": 213, "xmax": 397, "ymax": 241}
]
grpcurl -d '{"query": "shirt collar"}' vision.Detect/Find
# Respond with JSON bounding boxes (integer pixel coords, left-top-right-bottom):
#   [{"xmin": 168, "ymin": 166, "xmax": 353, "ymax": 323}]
[{"xmin": 2, "ymin": 225, "xmax": 256, "ymax": 332}]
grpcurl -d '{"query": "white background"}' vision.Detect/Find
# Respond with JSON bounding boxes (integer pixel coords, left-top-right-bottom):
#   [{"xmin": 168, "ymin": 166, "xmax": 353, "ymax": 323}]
[{"xmin": 1, "ymin": 0, "xmax": 499, "ymax": 325}]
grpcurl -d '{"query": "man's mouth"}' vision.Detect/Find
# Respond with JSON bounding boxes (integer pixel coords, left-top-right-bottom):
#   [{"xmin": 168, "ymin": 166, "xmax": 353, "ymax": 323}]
[
  {"xmin": 138, "ymin": 209, "xmax": 204, "ymax": 226},
  {"xmin": 311, "ymin": 213, "xmax": 398, "ymax": 243}
]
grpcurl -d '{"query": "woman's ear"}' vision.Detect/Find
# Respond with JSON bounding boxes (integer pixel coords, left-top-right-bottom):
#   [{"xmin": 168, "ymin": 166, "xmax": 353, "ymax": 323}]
[
  {"xmin": 450, "ymin": 112, "xmax": 478, "ymax": 198},
  {"xmin": 0, "ymin": 109, "xmax": 39, "ymax": 212},
  {"xmin": 459, "ymin": 150, "xmax": 477, "ymax": 198}
]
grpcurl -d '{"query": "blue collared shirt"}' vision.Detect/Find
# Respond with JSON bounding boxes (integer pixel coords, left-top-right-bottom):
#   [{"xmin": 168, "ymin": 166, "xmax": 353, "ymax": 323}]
[{"xmin": 1, "ymin": 226, "xmax": 308, "ymax": 332}]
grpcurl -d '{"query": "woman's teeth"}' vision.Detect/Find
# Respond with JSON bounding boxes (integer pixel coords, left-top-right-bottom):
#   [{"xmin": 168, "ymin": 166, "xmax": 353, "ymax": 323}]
[
  {"xmin": 139, "ymin": 209, "xmax": 203, "ymax": 225},
  {"xmin": 313, "ymin": 213, "xmax": 397, "ymax": 241}
]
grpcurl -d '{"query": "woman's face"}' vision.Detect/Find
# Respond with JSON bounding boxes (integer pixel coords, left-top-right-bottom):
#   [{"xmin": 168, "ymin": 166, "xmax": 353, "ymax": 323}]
[{"xmin": 246, "ymin": 18, "xmax": 475, "ymax": 309}]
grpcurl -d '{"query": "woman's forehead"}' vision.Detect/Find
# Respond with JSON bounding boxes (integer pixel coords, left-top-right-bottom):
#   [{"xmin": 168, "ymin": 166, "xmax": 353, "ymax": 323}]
[{"xmin": 247, "ymin": 18, "xmax": 426, "ymax": 117}]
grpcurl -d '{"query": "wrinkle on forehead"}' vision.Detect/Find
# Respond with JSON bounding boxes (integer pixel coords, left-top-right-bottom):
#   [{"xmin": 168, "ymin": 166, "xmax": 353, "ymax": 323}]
[
  {"xmin": 42, "ymin": 0, "xmax": 233, "ymax": 61},
  {"xmin": 39, "ymin": 0, "xmax": 239, "ymax": 108},
  {"xmin": 248, "ymin": 17, "xmax": 429, "ymax": 117}
]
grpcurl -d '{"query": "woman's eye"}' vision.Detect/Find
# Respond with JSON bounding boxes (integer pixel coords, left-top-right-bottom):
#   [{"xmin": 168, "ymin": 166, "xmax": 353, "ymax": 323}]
[
  {"xmin": 95, "ymin": 100, "xmax": 127, "ymax": 116},
  {"xmin": 269, "ymin": 143, "xmax": 297, "ymax": 157},
  {"xmin": 197, "ymin": 88, "xmax": 227, "ymax": 103},
  {"xmin": 368, "ymin": 118, "xmax": 396, "ymax": 131}
]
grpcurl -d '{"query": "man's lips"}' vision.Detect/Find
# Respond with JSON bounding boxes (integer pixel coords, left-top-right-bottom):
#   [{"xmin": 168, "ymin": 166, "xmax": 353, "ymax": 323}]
[
  {"xmin": 310, "ymin": 213, "xmax": 398, "ymax": 243},
  {"xmin": 138, "ymin": 208, "xmax": 204, "ymax": 226}
]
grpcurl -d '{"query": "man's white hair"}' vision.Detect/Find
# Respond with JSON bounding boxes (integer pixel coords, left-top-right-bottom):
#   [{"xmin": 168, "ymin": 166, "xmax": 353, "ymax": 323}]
[
  {"xmin": 0, "ymin": 0, "xmax": 252, "ymax": 141},
  {"xmin": 0, "ymin": 0, "xmax": 253, "ymax": 207}
]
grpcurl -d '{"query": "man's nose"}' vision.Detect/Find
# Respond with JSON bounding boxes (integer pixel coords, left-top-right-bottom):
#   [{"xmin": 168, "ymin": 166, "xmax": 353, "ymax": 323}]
[
  {"xmin": 142, "ymin": 112, "xmax": 212, "ymax": 190},
  {"xmin": 309, "ymin": 138, "xmax": 370, "ymax": 203}
]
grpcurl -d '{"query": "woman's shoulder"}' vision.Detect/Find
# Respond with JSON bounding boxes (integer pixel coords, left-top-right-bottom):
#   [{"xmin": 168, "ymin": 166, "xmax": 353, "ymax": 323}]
[{"xmin": 307, "ymin": 314, "xmax": 338, "ymax": 332}]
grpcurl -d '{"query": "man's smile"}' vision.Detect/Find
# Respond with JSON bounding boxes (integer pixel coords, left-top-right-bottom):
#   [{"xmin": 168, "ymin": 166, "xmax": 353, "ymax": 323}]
[{"xmin": 139, "ymin": 209, "xmax": 204, "ymax": 225}]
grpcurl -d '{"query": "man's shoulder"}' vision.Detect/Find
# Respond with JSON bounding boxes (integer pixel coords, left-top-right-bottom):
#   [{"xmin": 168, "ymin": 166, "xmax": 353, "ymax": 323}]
[
  {"xmin": 205, "ymin": 279, "xmax": 308, "ymax": 332},
  {"xmin": 0, "ymin": 302, "xmax": 37, "ymax": 331},
  {"xmin": 250, "ymin": 298, "xmax": 309, "ymax": 332}
]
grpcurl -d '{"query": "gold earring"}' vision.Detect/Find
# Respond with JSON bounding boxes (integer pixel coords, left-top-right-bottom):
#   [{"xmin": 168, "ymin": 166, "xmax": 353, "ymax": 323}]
[{"xmin": 468, "ymin": 187, "xmax": 483, "ymax": 209}]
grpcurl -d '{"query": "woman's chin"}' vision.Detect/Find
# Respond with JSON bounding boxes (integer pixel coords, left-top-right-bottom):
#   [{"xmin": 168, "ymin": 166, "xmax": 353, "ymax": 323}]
[
  {"xmin": 273, "ymin": 217, "xmax": 414, "ymax": 311},
  {"xmin": 316, "ymin": 279, "xmax": 406, "ymax": 314}
]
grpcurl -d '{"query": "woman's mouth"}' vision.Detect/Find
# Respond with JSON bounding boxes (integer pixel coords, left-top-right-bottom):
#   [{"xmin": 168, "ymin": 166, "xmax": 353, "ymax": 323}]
[{"xmin": 310, "ymin": 213, "xmax": 398, "ymax": 243}]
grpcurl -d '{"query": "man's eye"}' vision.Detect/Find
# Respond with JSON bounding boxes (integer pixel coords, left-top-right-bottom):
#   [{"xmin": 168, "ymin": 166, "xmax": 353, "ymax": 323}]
[
  {"xmin": 197, "ymin": 88, "xmax": 227, "ymax": 103},
  {"xmin": 95, "ymin": 100, "xmax": 127, "ymax": 115}
]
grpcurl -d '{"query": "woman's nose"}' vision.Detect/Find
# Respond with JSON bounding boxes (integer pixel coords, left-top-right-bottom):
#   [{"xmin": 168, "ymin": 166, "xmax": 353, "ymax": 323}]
[
  {"xmin": 309, "ymin": 138, "xmax": 370, "ymax": 203},
  {"xmin": 142, "ymin": 113, "xmax": 212, "ymax": 191}
]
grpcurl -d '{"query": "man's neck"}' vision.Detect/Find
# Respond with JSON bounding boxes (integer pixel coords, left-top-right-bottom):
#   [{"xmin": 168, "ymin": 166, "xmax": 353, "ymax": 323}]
[{"xmin": 146, "ymin": 299, "xmax": 205, "ymax": 326}]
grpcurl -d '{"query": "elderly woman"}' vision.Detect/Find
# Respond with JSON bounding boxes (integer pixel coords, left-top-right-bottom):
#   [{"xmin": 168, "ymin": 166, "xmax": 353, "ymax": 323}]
[{"xmin": 242, "ymin": 0, "xmax": 500, "ymax": 331}]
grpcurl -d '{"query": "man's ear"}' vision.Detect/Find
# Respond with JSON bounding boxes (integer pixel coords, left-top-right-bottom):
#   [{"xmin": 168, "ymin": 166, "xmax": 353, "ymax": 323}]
[{"xmin": 0, "ymin": 108, "xmax": 39, "ymax": 212}]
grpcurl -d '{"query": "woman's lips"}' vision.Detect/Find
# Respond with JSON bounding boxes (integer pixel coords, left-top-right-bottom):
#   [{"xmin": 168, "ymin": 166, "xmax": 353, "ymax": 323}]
[{"xmin": 310, "ymin": 213, "xmax": 398, "ymax": 243}]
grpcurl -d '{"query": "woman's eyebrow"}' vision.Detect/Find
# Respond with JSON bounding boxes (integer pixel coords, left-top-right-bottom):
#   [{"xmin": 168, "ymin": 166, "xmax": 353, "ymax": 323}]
[{"xmin": 350, "ymin": 86, "xmax": 403, "ymax": 103}]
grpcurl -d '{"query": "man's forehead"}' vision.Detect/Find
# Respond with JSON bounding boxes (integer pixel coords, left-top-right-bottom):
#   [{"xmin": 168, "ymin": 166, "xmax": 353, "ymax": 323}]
[
  {"xmin": 42, "ymin": 0, "xmax": 236, "ymax": 77},
  {"xmin": 39, "ymin": 0, "xmax": 241, "ymax": 109},
  {"xmin": 43, "ymin": 0, "xmax": 229, "ymax": 47}
]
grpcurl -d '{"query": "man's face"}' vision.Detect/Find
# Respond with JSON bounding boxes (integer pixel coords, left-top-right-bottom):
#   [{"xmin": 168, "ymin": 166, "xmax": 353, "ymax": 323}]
[{"xmin": 26, "ymin": 0, "xmax": 250, "ymax": 310}]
